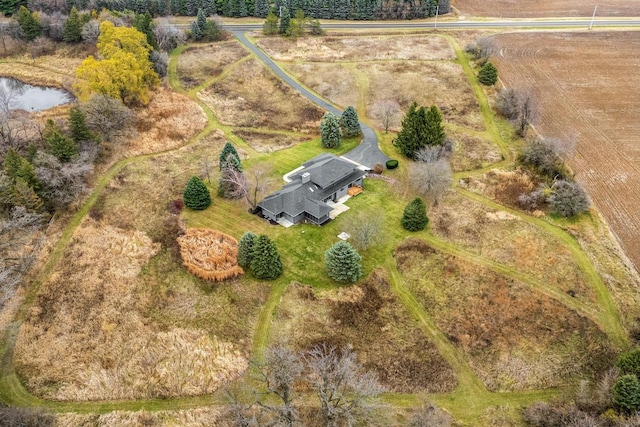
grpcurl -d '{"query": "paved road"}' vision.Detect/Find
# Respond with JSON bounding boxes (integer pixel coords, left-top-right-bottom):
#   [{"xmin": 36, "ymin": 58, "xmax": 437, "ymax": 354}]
[
  {"xmin": 222, "ymin": 18, "xmax": 640, "ymax": 32},
  {"xmin": 233, "ymin": 31, "xmax": 389, "ymax": 169}
]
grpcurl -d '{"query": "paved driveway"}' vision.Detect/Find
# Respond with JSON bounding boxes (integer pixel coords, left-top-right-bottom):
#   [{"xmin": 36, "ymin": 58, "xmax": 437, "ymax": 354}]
[{"xmin": 233, "ymin": 31, "xmax": 390, "ymax": 169}]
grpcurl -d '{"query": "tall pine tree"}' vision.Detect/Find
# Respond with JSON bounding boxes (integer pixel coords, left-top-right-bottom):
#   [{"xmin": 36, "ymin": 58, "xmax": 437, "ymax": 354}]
[
  {"xmin": 63, "ymin": 7, "xmax": 83, "ymax": 43},
  {"xmin": 69, "ymin": 107, "xmax": 97, "ymax": 143},
  {"xmin": 219, "ymin": 142, "xmax": 241, "ymax": 170},
  {"xmin": 183, "ymin": 176, "xmax": 211, "ymax": 210},
  {"xmin": 339, "ymin": 106, "xmax": 361, "ymax": 137},
  {"xmin": 253, "ymin": 0, "xmax": 269, "ymax": 17},
  {"xmin": 279, "ymin": 6, "xmax": 290, "ymax": 34},
  {"xmin": 250, "ymin": 234, "xmax": 283, "ymax": 280},
  {"xmin": 320, "ymin": 112, "xmax": 341, "ymax": 148},
  {"xmin": 237, "ymin": 231, "xmax": 256, "ymax": 268},
  {"xmin": 44, "ymin": 119, "xmax": 78, "ymax": 163},
  {"xmin": 393, "ymin": 102, "xmax": 422, "ymax": 159},
  {"xmin": 324, "ymin": 241, "xmax": 362, "ymax": 283},
  {"xmin": 425, "ymin": 105, "xmax": 445, "ymax": 146}
]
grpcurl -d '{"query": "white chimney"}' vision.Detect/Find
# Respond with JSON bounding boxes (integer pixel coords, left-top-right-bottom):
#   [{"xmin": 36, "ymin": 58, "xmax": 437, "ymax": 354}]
[{"xmin": 301, "ymin": 172, "xmax": 311, "ymax": 184}]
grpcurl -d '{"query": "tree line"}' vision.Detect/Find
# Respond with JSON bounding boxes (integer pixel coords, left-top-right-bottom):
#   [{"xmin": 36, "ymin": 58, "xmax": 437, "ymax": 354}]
[{"xmin": 5, "ymin": 0, "xmax": 449, "ymax": 19}]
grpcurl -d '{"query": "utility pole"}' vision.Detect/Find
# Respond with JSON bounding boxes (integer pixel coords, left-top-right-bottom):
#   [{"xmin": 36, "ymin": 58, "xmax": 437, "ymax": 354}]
[
  {"xmin": 434, "ymin": 5, "xmax": 439, "ymax": 29},
  {"xmin": 589, "ymin": 5, "xmax": 598, "ymax": 30}
]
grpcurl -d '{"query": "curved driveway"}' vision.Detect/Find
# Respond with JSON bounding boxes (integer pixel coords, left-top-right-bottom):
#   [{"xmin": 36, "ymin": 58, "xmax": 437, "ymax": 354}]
[{"xmin": 233, "ymin": 30, "xmax": 390, "ymax": 169}]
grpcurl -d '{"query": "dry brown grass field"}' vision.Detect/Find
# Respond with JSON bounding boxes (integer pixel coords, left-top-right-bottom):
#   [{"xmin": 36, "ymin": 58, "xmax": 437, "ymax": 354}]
[
  {"xmin": 13, "ymin": 134, "xmax": 271, "ymax": 401},
  {"xmin": 448, "ymin": 129, "xmax": 502, "ymax": 171},
  {"xmin": 452, "ymin": 0, "xmax": 639, "ymax": 17},
  {"xmin": 130, "ymin": 87, "xmax": 208, "ymax": 156},
  {"xmin": 271, "ymin": 269, "xmax": 457, "ymax": 393},
  {"xmin": 429, "ymin": 191, "xmax": 596, "ymax": 305},
  {"xmin": 490, "ymin": 31, "xmax": 640, "ymax": 274},
  {"xmin": 176, "ymin": 40, "xmax": 250, "ymax": 89},
  {"xmin": 394, "ymin": 239, "xmax": 616, "ymax": 391},
  {"xmin": 264, "ymin": 35, "xmax": 484, "ymax": 131},
  {"xmin": 256, "ymin": 34, "xmax": 455, "ymax": 62},
  {"xmin": 232, "ymin": 129, "xmax": 315, "ymax": 152},
  {"xmin": 198, "ymin": 58, "xmax": 324, "ymax": 132},
  {"xmin": 55, "ymin": 407, "xmax": 224, "ymax": 426}
]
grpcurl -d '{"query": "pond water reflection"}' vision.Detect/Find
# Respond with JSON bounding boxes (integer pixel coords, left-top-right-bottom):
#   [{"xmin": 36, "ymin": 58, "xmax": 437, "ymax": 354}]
[{"xmin": 0, "ymin": 77, "xmax": 73, "ymax": 112}]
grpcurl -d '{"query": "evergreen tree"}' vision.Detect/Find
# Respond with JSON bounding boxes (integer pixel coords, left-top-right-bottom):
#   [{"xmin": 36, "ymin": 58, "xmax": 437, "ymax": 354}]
[
  {"xmin": 219, "ymin": 142, "xmax": 241, "ymax": 170},
  {"xmin": 250, "ymin": 234, "xmax": 283, "ymax": 280},
  {"xmin": 289, "ymin": 8, "xmax": 305, "ymax": 37},
  {"xmin": 3, "ymin": 148, "xmax": 23, "ymax": 181},
  {"xmin": 478, "ymin": 61, "xmax": 498, "ymax": 86},
  {"xmin": 11, "ymin": 178, "xmax": 43, "ymax": 212},
  {"xmin": 69, "ymin": 107, "xmax": 97, "ymax": 143},
  {"xmin": 203, "ymin": 0, "xmax": 217, "ymax": 15},
  {"xmin": 183, "ymin": 176, "xmax": 211, "ymax": 210},
  {"xmin": 339, "ymin": 105, "xmax": 361, "ymax": 137},
  {"xmin": 279, "ymin": 6, "xmax": 290, "ymax": 34},
  {"xmin": 320, "ymin": 112, "xmax": 341, "ymax": 148},
  {"xmin": 263, "ymin": 11, "xmax": 279, "ymax": 35},
  {"xmin": 393, "ymin": 102, "xmax": 423, "ymax": 159},
  {"xmin": 425, "ymin": 105, "xmax": 446, "ymax": 146},
  {"xmin": 15, "ymin": 5, "xmax": 42, "ymax": 41},
  {"xmin": 227, "ymin": 0, "xmax": 248, "ymax": 16},
  {"xmin": 133, "ymin": 11, "xmax": 157, "ymax": 49},
  {"xmin": 324, "ymin": 241, "xmax": 362, "ymax": 283},
  {"xmin": 185, "ymin": 0, "xmax": 198, "ymax": 14},
  {"xmin": 401, "ymin": 197, "xmax": 428, "ymax": 231},
  {"xmin": 253, "ymin": 0, "xmax": 269, "ymax": 17},
  {"xmin": 44, "ymin": 119, "xmax": 78, "ymax": 163},
  {"xmin": 237, "ymin": 231, "xmax": 256, "ymax": 268},
  {"xmin": 190, "ymin": 20, "xmax": 203, "ymax": 40},
  {"xmin": 63, "ymin": 7, "xmax": 83, "ymax": 43},
  {"xmin": 613, "ymin": 375, "xmax": 640, "ymax": 414}
]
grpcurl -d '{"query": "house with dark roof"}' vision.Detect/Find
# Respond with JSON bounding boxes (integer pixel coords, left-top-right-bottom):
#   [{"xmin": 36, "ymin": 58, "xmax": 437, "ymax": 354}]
[{"xmin": 258, "ymin": 154, "xmax": 366, "ymax": 226}]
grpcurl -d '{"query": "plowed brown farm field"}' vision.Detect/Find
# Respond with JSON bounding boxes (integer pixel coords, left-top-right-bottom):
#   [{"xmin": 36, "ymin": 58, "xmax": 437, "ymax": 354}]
[
  {"xmin": 452, "ymin": 0, "xmax": 639, "ymax": 17},
  {"xmin": 490, "ymin": 31, "xmax": 640, "ymax": 273}
]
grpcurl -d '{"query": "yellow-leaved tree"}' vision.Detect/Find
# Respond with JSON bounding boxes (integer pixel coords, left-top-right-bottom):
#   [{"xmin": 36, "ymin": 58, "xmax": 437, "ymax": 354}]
[{"xmin": 75, "ymin": 21, "xmax": 158, "ymax": 106}]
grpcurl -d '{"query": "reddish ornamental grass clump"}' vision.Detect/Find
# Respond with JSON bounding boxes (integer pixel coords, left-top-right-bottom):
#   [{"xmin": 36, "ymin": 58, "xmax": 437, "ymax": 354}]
[{"xmin": 178, "ymin": 228, "xmax": 244, "ymax": 281}]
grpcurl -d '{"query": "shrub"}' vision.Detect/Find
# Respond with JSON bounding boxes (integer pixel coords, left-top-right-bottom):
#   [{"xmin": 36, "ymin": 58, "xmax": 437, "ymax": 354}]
[
  {"xmin": 402, "ymin": 197, "xmax": 428, "ymax": 231},
  {"xmin": 386, "ymin": 159, "xmax": 398, "ymax": 169},
  {"xmin": 177, "ymin": 228, "xmax": 243, "ymax": 281},
  {"xmin": 613, "ymin": 374, "xmax": 640, "ymax": 414},
  {"xmin": 237, "ymin": 231, "xmax": 256, "ymax": 268},
  {"xmin": 548, "ymin": 180, "xmax": 590, "ymax": 217},
  {"xmin": 373, "ymin": 163, "xmax": 384, "ymax": 174},
  {"xmin": 478, "ymin": 62, "xmax": 498, "ymax": 86},
  {"xmin": 617, "ymin": 348, "xmax": 640, "ymax": 378},
  {"xmin": 519, "ymin": 138, "xmax": 567, "ymax": 180},
  {"xmin": 250, "ymin": 234, "xmax": 283, "ymax": 280},
  {"xmin": 183, "ymin": 176, "xmax": 211, "ymax": 210},
  {"xmin": 495, "ymin": 88, "xmax": 520, "ymax": 121},
  {"xmin": 324, "ymin": 241, "xmax": 362, "ymax": 283}
]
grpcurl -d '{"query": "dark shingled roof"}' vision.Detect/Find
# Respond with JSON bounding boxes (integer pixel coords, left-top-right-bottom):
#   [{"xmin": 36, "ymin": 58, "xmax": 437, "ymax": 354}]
[{"xmin": 259, "ymin": 154, "xmax": 365, "ymax": 220}]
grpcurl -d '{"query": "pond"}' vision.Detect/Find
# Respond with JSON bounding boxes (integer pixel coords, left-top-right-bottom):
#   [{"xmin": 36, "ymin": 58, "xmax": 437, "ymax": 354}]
[{"xmin": 0, "ymin": 77, "xmax": 73, "ymax": 112}]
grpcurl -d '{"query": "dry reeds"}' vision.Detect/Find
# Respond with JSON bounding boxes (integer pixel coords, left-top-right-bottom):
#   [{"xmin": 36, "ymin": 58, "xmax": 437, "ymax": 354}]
[{"xmin": 178, "ymin": 228, "xmax": 244, "ymax": 282}]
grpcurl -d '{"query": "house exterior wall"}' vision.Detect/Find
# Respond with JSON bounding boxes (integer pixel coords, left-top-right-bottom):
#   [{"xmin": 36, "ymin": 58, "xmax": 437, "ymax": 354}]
[{"xmin": 262, "ymin": 208, "xmax": 278, "ymax": 222}]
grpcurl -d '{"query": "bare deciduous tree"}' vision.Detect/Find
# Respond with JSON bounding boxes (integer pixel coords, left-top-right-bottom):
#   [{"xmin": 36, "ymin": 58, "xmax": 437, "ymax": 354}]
[
  {"xmin": 304, "ymin": 344, "xmax": 384, "ymax": 427},
  {"xmin": 34, "ymin": 147, "xmax": 95, "ymax": 210},
  {"xmin": 343, "ymin": 211, "xmax": 383, "ymax": 251},
  {"xmin": 255, "ymin": 345, "xmax": 303, "ymax": 427},
  {"xmin": 371, "ymin": 99, "xmax": 401, "ymax": 133},
  {"xmin": 81, "ymin": 20, "xmax": 100, "ymax": 44},
  {"xmin": 409, "ymin": 160, "xmax": 453, "ymax": 206},
  {"xmin": 407, "ymin": 402, "xmax": 452, "ymax": 427},
  {"xmin": 0, "ymin": 84, "xmax": 35, "ymax": 152},
  {"xmin": 219, "ymin": 165, "xmax": 273, "ymax": 212},
  {"xmin": 82, "ymin": 94, "xmax": 133, "ymax": 142},
  {"xmin": 414, "ymin": 138, "xmax": 454, "ymax": 163},
  {"xmin": 153, "ymin": 20, "xmax": 187, "ymax": 52},
  {"xmin": 515, "ymin": 89, "xmax": 538, "ymax": 137},
  {"xmin": 0, "ymin": 205, "xmax": 48, "ymax": 307}
]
